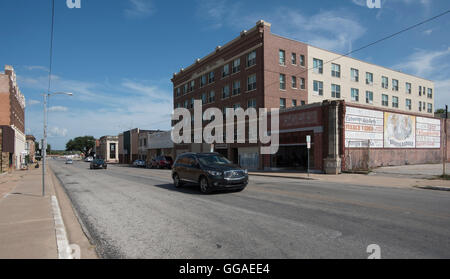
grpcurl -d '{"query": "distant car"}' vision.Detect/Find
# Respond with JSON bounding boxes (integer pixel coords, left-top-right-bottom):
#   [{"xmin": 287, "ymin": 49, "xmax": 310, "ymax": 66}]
[
  {"xmin": 84, "ymin": 156, "xmax": 94, "ymax": 162},
  {"xmin": 65, "ymin": 158, "xmax": 73, "ymax": 164},
  {"xmin": 171, "ymin": 153, "xmax": 248, "ymax": 194},
  {"xmin": 132, "ymin": 160, "xmax": 146, "ymax": 168},
  {"xmin": 90, "ymin": 159, "xmax": 107, "ymax": 169},
  {"xmin": 151, "ymin": 156, "xmax": 173, "ymax": 169}
]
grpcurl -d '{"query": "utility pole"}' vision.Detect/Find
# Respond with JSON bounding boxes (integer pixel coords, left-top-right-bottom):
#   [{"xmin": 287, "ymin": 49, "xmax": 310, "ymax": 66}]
[
  {"xmin": 42, "ymin": 94, "xmax": 47, "ymax": 197},
  {"xmin": 444, "ymin": 105, "xmax": 448, "ymax": 177}
]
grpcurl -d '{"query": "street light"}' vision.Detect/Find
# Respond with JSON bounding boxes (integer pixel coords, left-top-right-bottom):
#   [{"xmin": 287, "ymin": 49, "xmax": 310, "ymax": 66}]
[{"xmin": 42, "ymin": 91, "xmax": 73, "ymax": 197}]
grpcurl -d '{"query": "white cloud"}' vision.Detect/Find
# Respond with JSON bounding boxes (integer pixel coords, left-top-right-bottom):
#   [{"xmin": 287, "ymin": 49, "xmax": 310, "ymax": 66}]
[
  {"xmin": 125, "ymin": 0, "xmax": 154, "ymax": 18},
  {"xmin": 48, "ymin": 127, "xmax": 68, "ymax": 138},
  {"xmin": 48, "ymin": 106, "xmax": 69, "ymax": 112},
  {"xmin": 24, "ymin": 65, "xmax": 49, "ymax": 72},
  {"xmin": 27, "ymin": 99, "xmax": 40, "ymax": 106},
  {"xmin": 392, "ymin": 47, "xmax": 450, "ymax": 77},
  {"xmin": 423, "ymin": 29, "xmax": 433, "ymax": 35},
  {"xmin": 392, "ymin": 47, "xmax": 450, "ymax": 110},
  {"xmin": 197, "ymin": 1, "xmax": 366, "ymax": 53}
]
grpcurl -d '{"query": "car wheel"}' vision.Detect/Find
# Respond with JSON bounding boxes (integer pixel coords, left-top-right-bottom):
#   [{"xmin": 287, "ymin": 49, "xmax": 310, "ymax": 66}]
[
  {"xmin": 199, "ymin": 177, "xmax": 212, "ymax": 194},
  {"xmin": 173, "ymin": 173, "xmax": 183, "ymax": 188}
]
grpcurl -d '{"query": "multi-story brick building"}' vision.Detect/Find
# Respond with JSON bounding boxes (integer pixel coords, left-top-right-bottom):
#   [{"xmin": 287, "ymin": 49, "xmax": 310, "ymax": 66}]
[
  {"xmin": 0, "ymin": 65, "xmax": 26, "ymax": 169},
  {"xmin": 171, "ymin": 20, "xmax": 437, "ymax": 171}
]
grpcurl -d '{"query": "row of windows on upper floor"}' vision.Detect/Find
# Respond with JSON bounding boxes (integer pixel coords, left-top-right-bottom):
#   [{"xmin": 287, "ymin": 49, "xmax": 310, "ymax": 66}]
[
  {"xmin": 311, "ymin": 81, "xmax": 433, "ymax": 113},
  {"xmin": 278, "ymin": 50, "xmax": 306, "ymax": 67},
  {"xmin": 175, "ymin": 50, "xmax": 257, "ymax": 98},
  {"xmin": 309, "ymin": 58, "xmax": 433, "ymax": 99}
]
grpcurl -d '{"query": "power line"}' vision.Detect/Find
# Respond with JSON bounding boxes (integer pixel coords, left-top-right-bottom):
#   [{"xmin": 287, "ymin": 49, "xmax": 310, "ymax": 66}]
[
  {"xmin": 264, "ymin": 9, "xmax": 450, "ymax": 89},
  {"xmin": 47, "ymin": 0, "xmax": 55, "ymax": 93}
]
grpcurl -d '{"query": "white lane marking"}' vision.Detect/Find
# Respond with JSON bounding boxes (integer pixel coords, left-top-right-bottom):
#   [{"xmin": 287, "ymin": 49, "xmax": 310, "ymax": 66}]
[{"xmin": 51, "ymin": 195, "xmax": 73, "ymax": 259}]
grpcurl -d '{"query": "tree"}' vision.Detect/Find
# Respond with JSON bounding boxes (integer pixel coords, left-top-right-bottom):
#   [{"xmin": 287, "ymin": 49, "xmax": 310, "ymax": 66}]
[
  {"xmin": 66, "ymin": 136, "xmax": 96, "ymax": 157},
  {"xmin": 435, "ymin": 108, "xmax": 446, "ymax": 114}
]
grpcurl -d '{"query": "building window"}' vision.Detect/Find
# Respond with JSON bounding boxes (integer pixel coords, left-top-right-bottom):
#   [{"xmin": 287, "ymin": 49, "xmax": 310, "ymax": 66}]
[
  {"xmin": 427, "ymin": 103, "xmax": 433, "ymax": 113},
  {"xmin": 351, "ymin": 68, "xmax": 359, "ymax": 82},
  {"xmin": 208, "ymin": 91, "xmax": 215, "ymax": 103},
  {"xmin": 291, "ymin": 76, "xmax": 297, "ymax": 88},
  {"xmin": 232, "ymin": 80, "xmax": 241, "ymax": 96},
  {"xmin": 300, "ymin": 78, "xmax": 305, "ymax": 89},
  {"xmin": 331, "ymin": 63, "xmax": 341, "ymax": 78},
  {"xmin": 200, "ymin": 75, "xmax": 207, "ymax": 87},
  {"xmin": 175, "ymin": 103, "xmax": 181, "ymax": 108},
  {"xmin": 291, "ymin": 53, "xmax": 297, "ymax": 65},
  {"xmin": 233, "ymin": 103, "xmax": 241, "ymax": 110},
  {"xmin": 190, "ymin": 98, "xmax": 194, "ymax": 108},
  {"xmin": 279, "ymin": 50, "xmax": 286, "ymax": 65},
  {"xmin": 280, "ymin": 74, "xmax": 286, "ymax": 90},
  {"xmin": 382, "ymin": 94, "xmax": 389, "ymax": 107},
  {"xmin": 381, "ymin": 76, "xmax": 388, "ymax": 89},
  {"xmin": 176, "ymin": 87, "xmax": 181, "ymax": 97},
  {"xmin": 366, "ymin": 91, "xmax": 373, "ymax": 104},
  {"xmin": 406, "ymin": 99, "xmax": 412, "ymax": 110},
  {"xmin": 351, "ymin": 88, "xmax": 359, "ymax": 102},
  {"xmin": 392, "ymin": 79, "xmax": 399, "ymax": 91},
  {"xmin": 392, "ymin": 96, "xmax": 399, "ymax": 108},
  {"xmin": 406, "ymin": 82, "xmax": 411, "ymax": 94},
  {"xmin": 222, "ymin": 65, "xmax": 230, "ymax": 78},
  {"xmin": 189, "ymin": 80, "xmax": 195, "ymax": 92},
  {"xmin": 300, "ymin": 55, "xmax": 305, "ymax": 66},
  {"xmin": 208, "ymin": 71, "xmax": 215, "ymax": 83},
  {"xmin": 247, "ymin": 51, "xmax": 256, "ymax": 67},
  {"xmin": 280, "ymin": 98, "xmax": 286, "ymax": 109},
  {"xmin": 301, "ymin": 100, "xmax": 306, "ymax": 106},
  {"xmin": 184, "ymin": 99, "xmax": 188, "ymax": 108},
  {"xmin": 419, "ymin": 86, "xmax": 422, "ymax": 96},
  {"xmin": 247, "ymin": 99, "xmax": 256, "ymax": 108},
  {"xmin": 184, "ymin": 84, "xmax": 188, "ymax": 94},
  {"xmin": 202, "ymin": 93, "xmax": 207, "ymax": 105},
  {"xmin": 418, "ymin": 101, "xmax": 422, "ymax": 111},
  {"xmin": 427, "ymin": 88, "xmax": 433, "ymax": 99},
  {"xmin": 313, "ymin": 80, "xmax": 323, "ymax": 96},
  {"xmin": 366, "ymin": 72, "xmax": 373, "ymax": 85},
  {"xmin": 292, "ymin": 99, "xmax": 297, "ymax": 107},
  {"xmin": 222, "ymin": 85, "xmax": 230, "ymax": 99},
  {"xmin": 313, "ymin": 58, "xmax": 323, "ymax": 74},
  {"xmin": 247, "ymin": 74, "xmax": 256, "ymax": 91},
  {"xmin": 232, "ymin": 58, "xmax": 240, "ymax": 74},
  {"xmin": 331, "ymin": 84, "xmax": 341, "ymax": 98}
]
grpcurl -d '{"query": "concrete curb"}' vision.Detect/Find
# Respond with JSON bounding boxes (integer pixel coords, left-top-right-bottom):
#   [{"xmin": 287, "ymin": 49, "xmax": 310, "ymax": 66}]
[
  {"xmin": 414, "ymin": 186, "xmax": 450, "ymax": 192},
  {"xmin": 51, "ymin": 195, "xmax": 73, "ymax": 259}
]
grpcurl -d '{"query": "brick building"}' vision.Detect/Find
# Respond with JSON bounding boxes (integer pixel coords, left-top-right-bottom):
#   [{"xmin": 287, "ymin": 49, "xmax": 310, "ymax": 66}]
[
  {"xmin": 0, "ymin": 126, "xmax": 15, "ymax": 173},
  {"xmin": 97, "ymin": 136, "xmax": 119, "ymax": 163},
  {"xmin": 25, "ymin": 135, "xmax": 36, "ymax": 163},
  {"xmin": 0, "ymin": 65, "xmax": 26, "ymax": 169},
  {"xmin": 171, "ymin": 20, "xmax": 439, "ymax": 172}
]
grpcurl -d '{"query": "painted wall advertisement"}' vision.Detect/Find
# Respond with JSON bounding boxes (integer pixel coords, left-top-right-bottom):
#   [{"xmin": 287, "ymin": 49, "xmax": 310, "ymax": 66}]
[
  {"xmin": 345, "ymin": 106, "xmax": 441, "ymax": 149},
  {"xmin": 384, "ymin": 112, "xmax": 415, "ymax": 148},
  {"xmin": 345, "ymin": 107, "xmax": 384, "ymax": 148},
  {"xmin": 416, "ymin": 117, "xmax": 441, "ymax": 148}
]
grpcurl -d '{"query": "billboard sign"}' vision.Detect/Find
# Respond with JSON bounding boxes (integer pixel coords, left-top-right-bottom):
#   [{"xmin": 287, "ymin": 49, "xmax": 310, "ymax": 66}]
[
  {"xmin": 345, "ymin": 107, "xmax": 384, "ymax": 148},
  {"xmin": 416, "ymin": 117, "xmax": 441, "ymax": 148}
]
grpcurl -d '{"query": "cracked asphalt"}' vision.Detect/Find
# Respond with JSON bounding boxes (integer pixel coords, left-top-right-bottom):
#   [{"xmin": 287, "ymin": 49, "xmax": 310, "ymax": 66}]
[{"xmin": 49, "ymin": 159, "xmax": 450, "ymax": 259}]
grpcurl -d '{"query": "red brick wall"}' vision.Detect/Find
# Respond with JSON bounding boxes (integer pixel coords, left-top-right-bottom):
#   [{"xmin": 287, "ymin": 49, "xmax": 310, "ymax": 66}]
[
  {"xmin": 447, "ymin": 119, "xmax": 449, "ymax": 162},
  {"xmin": 263, "ymin": 27, "xmax": 308, "ymax": 109}
]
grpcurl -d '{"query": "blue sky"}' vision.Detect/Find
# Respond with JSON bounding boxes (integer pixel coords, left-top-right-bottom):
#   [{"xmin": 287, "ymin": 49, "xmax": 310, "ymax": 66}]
[{"xmin": 0, "ymin": 0, "xmax": 449, "ymax": 149}]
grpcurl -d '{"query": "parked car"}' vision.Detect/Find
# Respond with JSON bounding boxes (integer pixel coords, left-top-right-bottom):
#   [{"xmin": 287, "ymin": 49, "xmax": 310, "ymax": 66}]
[
  {"xmin": 90, "ymin": 159, "xmax": 107, "ymax": 169},
  {"xmin": 132, "ymin": 160, "xmax": 146, "ymax": 168},
  {"xmin": 84, "ymin": 156, "xmax": 94, "ymax": 162},
  {"xmin": 151, "ymin": 156, "xmax": 173, "ymax": 169},
  {"xmin": 171, "ymin": 153, "xmax": 248, "ymax": 194},
  {"xmin": 65, "ymin": 158, "xmax": 73, "ymax": 164}
]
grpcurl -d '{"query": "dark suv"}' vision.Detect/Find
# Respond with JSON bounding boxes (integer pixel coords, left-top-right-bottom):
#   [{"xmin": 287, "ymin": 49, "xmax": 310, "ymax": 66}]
[
  {"xmin": 90, "ymin": 159, "xmax": 107, "ymax": 169},
  {"xmin": 171, "ymin": 153, "xmax": 248, "ymax": 194}
]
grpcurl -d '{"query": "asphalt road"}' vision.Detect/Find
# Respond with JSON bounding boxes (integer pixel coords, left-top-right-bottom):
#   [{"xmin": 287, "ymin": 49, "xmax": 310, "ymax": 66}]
[{"xmin": 49, "ymin": 159, "xmax": 450, "ymax": 259}]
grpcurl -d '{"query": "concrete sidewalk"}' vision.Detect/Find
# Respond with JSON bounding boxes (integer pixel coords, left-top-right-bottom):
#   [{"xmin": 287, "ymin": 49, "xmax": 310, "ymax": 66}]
[
  {"xmin": 0, "ymin": 165, "xmax": 97, "ymax": 259},
  {"xmin": 249, "ymin": 165, "xmax": 450, "ymax": 190},
  {"xmin": 0, "ymin": 167, "xmax": 58, "ymax": 259}
]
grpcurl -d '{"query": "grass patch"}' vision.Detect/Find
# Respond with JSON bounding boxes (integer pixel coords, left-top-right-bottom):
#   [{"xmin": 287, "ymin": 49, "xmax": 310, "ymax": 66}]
[{"xmin": 437, "ymin": 174, "xmax": 450, "ymax": 180}]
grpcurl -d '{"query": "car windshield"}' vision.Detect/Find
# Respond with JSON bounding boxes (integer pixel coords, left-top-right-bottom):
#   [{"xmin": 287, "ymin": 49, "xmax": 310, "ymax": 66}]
[
  {"xmin": 96, "ymin": 159, "xmax": 104, "ymax": 163},
  {"xmin": 197, "ymin": 154, "xmax": 231, "ymax": 165}
]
